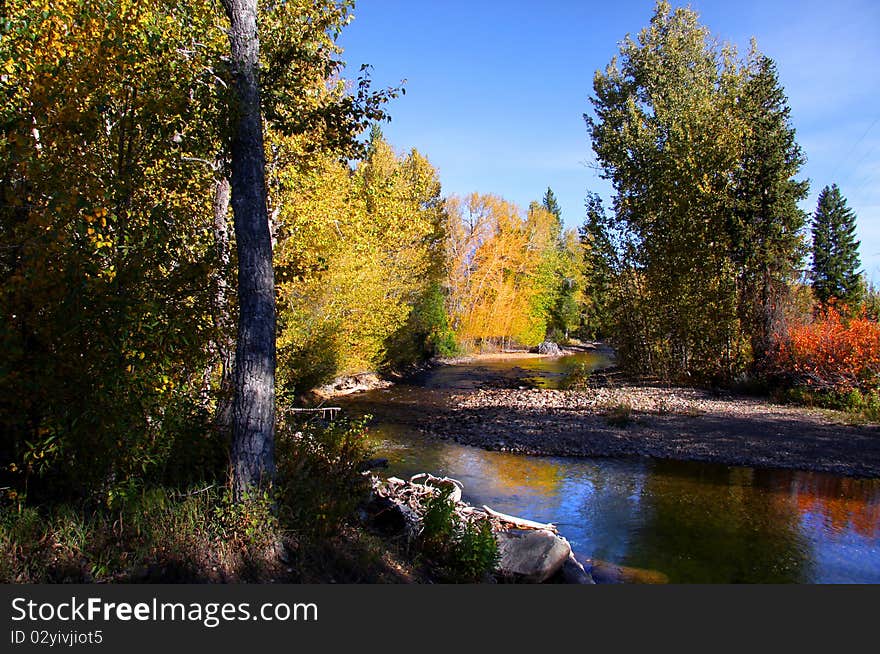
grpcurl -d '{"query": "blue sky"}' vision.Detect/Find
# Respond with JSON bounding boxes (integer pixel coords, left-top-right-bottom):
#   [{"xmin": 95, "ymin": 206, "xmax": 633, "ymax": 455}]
[{"xmin": 338, "ymin": 0, "xmax": 880, "ymax": 280}]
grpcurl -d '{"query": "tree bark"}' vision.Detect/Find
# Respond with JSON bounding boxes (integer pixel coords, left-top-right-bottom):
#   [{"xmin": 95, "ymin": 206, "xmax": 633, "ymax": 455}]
[
  {"xmin": 211, "ymin": 174, "xmax": 235, "ymax": 438},
  {"xmin": 222, "ymin": 0, "xmax": 276, "ymax": 499}
]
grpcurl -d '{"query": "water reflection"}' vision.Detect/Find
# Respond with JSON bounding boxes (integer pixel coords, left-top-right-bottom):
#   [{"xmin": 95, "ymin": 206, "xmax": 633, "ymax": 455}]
[{"xmin": 351, "ymin": 354, "xmax": 880, "ymax": 583}]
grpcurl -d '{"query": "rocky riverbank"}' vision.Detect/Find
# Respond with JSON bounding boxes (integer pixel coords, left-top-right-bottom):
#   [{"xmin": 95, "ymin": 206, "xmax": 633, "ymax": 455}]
[
  {"xmin": 365, "ymin": 474, "xmax": 594, "ymax": 583},
  {"xmin": 416, "ymin": 385, "xmax": 880, "ymax": 478}
]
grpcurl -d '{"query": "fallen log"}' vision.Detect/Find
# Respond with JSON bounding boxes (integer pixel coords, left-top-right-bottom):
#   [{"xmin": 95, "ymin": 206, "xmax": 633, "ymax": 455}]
[{"xmin": 482, "ymin": 505, "xmax": 557, "ymax": 533}]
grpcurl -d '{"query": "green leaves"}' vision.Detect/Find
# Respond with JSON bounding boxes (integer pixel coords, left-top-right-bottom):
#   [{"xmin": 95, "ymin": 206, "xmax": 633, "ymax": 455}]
[
  {"xmin": 811, "ymin": 184, "xmax": 863, "ymax": 309},
  {"xmin": 586, "ymin": 0, "xmax": 807, "ymax": 379}
]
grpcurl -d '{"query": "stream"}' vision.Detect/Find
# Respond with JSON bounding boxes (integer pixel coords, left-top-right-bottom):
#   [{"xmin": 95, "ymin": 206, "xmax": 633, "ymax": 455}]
[{"xmin": 337, "ymin": 352, "xmax": 880, "ymax": 583}]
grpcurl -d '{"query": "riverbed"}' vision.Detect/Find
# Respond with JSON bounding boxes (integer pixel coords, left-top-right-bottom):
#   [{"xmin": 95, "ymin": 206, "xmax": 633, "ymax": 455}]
[{"xmin": 337, "ymin": 352, "xmax": 880, "ymax": 583}]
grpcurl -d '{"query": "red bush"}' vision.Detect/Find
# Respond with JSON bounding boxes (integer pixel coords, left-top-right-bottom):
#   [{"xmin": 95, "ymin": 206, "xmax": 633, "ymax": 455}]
[{"xmin": 769, "ymin": 305, "xmax": 880, "ymax": 393}]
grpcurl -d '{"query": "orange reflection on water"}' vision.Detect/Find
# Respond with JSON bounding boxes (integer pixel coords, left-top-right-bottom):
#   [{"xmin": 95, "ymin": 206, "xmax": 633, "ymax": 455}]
[{"xmin": 786, "ymin": 474, "xmax": 880, "ymax": 539}]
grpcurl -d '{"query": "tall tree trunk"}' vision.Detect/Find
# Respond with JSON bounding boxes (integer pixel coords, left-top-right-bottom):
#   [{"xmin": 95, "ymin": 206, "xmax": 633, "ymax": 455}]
[{"xmin": 222, "ymin": 0, "xmax": 276, "ymax": 499}]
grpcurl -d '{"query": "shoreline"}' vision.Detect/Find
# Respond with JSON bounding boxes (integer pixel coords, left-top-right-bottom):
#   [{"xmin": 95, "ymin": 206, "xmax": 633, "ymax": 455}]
[
  {"xmin": 311, "ymin": 346, "xmax": 880, "ymax": 479},
  {"xmin": 417, "ymin": 385, "xmax": 880, "ymax": 479},
  {"xmin": 311, "ymin": 342, "xmax": 607, "ymax": 398}
]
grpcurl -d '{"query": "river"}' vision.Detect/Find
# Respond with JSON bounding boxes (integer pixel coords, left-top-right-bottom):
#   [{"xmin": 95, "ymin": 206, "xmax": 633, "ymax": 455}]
[{"xmin": 337, "ymin": 352, "xmax": 880, "ymax": 583}]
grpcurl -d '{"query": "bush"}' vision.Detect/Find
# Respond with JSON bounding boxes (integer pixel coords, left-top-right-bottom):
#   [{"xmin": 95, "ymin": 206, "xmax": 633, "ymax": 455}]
[
  {"xmin": 768, "ymin": 305, "xmax": 880, "ymax": 394},
  {"xmin": 561, "ymin": 361, "xmax": 592, "ymax": 390},
  {"xmin": 275, "ymin": 415, "xmax": 374, "ymax": 540},
  {"xmin": 604, "ymin": 402, "xmax": 633, "ymax": 427},
  {"xmin": 419, "ymin": 487, "xmax": 499, "ymax": 583}
]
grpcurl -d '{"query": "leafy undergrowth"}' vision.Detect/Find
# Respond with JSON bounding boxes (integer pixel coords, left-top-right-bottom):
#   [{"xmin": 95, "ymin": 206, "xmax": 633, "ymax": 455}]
[
  {"xmin": 417, "ymin": 487, "xmax": 499, "ymax": 583},
  {"xmin": 767, "ymin": 306, "xmax": 880, "ymax": 424},
  {"xmin": 0, "ymin": 417, "xmax": 428, "ymax": 584}
]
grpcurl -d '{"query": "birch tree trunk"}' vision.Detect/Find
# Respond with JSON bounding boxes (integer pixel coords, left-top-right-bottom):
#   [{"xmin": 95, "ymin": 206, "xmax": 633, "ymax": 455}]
[{"xmin": 221, "ymin": 0, "xmax": 276, "ymax": 499}]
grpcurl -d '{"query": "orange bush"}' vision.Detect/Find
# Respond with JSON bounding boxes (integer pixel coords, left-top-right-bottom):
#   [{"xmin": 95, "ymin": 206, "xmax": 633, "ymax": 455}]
[{"xmin": 770, "ymin": 305, "xmax": 880, "ymax": 393}]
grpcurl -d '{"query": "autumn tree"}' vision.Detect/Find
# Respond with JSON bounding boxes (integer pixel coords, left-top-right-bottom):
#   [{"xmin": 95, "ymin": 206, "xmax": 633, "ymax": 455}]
[
  {"xmin": 0, "ymin": 0, "xmax": 397, "ymax": 502},
  {"xmin": 811, "ymin": 184, "xmax": 862, "ymax": 309},
  {"xmin": 220, "ymin": 0, "xmax": 400, "ymax": 497},
  {"xmin": 0, "ymin": 0, "xmax": 226, "ymax": 499},
  {"xmin": 274, "ymin": 128, "xmax": 447, "ymax": 393},
  {"xmin": 445, "ymin": 194, "xmax": 562, "ymax": 349}
]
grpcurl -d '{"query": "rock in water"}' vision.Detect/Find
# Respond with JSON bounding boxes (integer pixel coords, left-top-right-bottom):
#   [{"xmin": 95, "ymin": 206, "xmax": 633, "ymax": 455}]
[
  {"xmin": 536, "ymin": 341, "xmax": 563, "ymax": 356},
  {"xmin": 560, "ymin": 552, "xmax": 595, "ymax": 584},
  {"xmin": 495, "ymin": 529, "xmax": 571, "ymax": 582}
]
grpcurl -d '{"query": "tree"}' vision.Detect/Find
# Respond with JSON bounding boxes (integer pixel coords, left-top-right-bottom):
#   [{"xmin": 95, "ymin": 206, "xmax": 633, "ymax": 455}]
[
  {"xmin": 539, "ymin": 188, "xmax": 582, "ymax": 340},
  {"xmin": 0, "ymin": 0, "xmax": 224, "ymax": 499},
  {"xmin": 274, "ymin": 130, "xmax": 447, "ymax": 391},
  {"xmin": 542, "ymin": 187, "xmax": 562, "ymax": 228},
  {"xmin": 586, "ymin": 1, "xmax": 809, "ymax": 380},
  {"xmin": 730, "ymin": 48, "xmax": 809, "ymax": 362},
  {"xmin": 811, "ymin": 184, "xmax": 862, "ymax": 309},
  {"xmin": 586, "ymin": 0, "xmax": 747, "ymax": 378},
  {"xmin": 579, "ymin": 192, "xmax": 615, "ymax": 338},
  {"xmin": 220, "ymin": 0, "xmax": 276, "ymax": 499}
]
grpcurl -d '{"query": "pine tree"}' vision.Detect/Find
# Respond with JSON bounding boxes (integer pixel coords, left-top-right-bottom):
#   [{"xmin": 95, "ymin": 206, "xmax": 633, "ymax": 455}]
[
  {"xmin": 731, "ymin": 50, "xmax": 809, "ymax": 361},
  {"xmin": 542, "ymin": 187, "xmax": 562, "ymax": 228},
  {"xmin": 811, "ymin": 184, "xmax": 862, "ymax": 308}
]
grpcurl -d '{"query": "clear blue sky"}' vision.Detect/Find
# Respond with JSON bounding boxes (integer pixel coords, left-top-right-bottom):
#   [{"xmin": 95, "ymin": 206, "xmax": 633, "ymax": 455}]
[{"xmin": 338, "ymin": 0, "xmax": 880, "ymax": 280}]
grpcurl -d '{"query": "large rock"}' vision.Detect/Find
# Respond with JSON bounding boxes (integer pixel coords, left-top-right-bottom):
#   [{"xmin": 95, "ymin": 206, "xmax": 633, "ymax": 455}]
[
  {"xmin": 535, "ymin": 341, "xmax": 563, "ymax": 356},
  {"xmin": 495, "ymin": 529, "xmax": 571, "ymax": 583}
]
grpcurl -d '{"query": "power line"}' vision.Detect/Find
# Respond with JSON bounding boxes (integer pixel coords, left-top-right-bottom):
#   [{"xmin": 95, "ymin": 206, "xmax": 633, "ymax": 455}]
[{"xmin": 830, "ymin": 114, "xmax": 880, "ymax": 184}]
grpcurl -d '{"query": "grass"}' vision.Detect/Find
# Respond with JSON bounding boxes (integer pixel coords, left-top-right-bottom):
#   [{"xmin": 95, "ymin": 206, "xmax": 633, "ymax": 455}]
[
  {"xmin": 603, "ymin": 402, "xmax": 633, "ymax": 428},
  {"xmin": 0, "ymin": 486, "xmax": 290, "ymax": 583},
  {"xmin": 781, "ymin": 386, "xmax": 880, "ymax": 425},
  {"xmin": 0, "ymin": 416, "xmax": 405, "ymax": 584}
]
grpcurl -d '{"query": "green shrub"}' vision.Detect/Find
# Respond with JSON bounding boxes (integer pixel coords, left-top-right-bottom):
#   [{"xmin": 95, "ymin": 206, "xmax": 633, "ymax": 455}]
[
  {"xmin": 449, "ymin": 519, "xmax": 500, "ymax": 583},
  {"xmin": 275, "ymin": 416, "xmax": 374, "ymax": 540},
  {"xmin": 420, "ymin": 486, "xmax": 458, "ymax": 553},
  {"xmin": 561, "ymin": 361, "xmax": 592, "ymax": 390},
  {"xmin": 418, "ymin": 487, "xmax": 499, "ymax": 583}
]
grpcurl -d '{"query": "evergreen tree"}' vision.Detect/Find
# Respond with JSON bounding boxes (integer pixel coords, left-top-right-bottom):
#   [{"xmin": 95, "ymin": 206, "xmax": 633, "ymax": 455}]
[
  {"xmin": 731, "ymin": 50, "xmax": 809, "ymax": 361},
  {"xmin": 542, "ymin": 187, "xmax": 562, "ymax": 230},
  {"xmin": 579, "ymin": 192, "xmax": 615, "ymax": 338},
  {"xmin": 811, "ymin": 184, "xmax": 862, "ymax": 308},
  {"xmin": 539, "ymin": 187, "xmax": 582, "ymax": 340}
]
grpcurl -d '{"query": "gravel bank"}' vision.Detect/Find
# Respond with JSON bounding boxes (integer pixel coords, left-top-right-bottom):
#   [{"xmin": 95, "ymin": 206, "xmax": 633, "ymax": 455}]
[{"xmin": 416, "ymin": 386, "xmax": 880, "ymax": 478}]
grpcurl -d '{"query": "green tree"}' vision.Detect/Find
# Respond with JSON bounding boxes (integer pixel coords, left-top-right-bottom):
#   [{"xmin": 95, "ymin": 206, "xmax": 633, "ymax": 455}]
[
  {"xmin": 579, "ymin": 192, "xmax": 615, "ymax": 339},
  {"xmin": 811, "ymin": 184, "xmax": 862, "ymax": 309},
  {"xmin": 730, "ymin": 48, "xmax": 809, "ymax": 362},
  {"xmin": 542, "ymin": 187, "xmax": 562, "ymax": 228},
  {"xmin": 586, "ymin": 0, "xmax": 746, "ymax": 378}
]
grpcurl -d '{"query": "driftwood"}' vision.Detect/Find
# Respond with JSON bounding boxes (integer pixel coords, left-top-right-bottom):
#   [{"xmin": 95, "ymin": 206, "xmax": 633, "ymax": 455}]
[
  {"xmin": 409, "ymin": 473, "xmax": 464, "ymax": 503},
  {"xmin": 482, "ymin": 505, "xmax": 557, "ymax": 533},
  {"xmin": 374, "ymin": 475, "xmax": 556, "ymax": 533},
  {"xmin": 289, "ymin": 406, "xmax": 341, "ymax": 420},
  {"xmin": 369, "ymin": 474, "xmax": 592, "ymax": 583}
]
